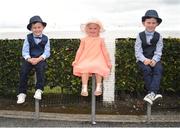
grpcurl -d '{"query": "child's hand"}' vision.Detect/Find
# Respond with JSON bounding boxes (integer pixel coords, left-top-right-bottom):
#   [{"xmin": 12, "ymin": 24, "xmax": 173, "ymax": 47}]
[
  {"xmin": 150, "ymin": 59, "xmax": 156, "ymax": 67},
  {"xmin": 28, "ymin": 58, "xmax": 37, "ymax": 65},
  {"xmin": 37, "ymin": 57, "xmax": 44, "ymax": 63},
  {"xmin": 72, "ymin": 61, "xmax": 77, "ymax": 66},
  {"xmin": 28, "ymin": 57, "xmax": 43, "ymax": 65},
  {"xmin": 33, "ymin": 57, "xmax": 44, "ymax": 65},
  {"xmin": 27, "ymin": 58, "xmax": 34, "ymax": 64},
  {"xmin": 143, "ymin": 59, "xmax": 151, "ymax": 65},
  {"xmin": 108, "ymin": 63, "xmax": 112, "ymax": 69}
]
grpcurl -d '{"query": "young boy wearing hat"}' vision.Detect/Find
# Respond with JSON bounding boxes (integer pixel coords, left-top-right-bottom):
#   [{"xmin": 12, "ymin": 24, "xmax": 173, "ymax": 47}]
[
  {"xmin": 17, "ymin": 15, "xmax": 50, "ymax": 104},
  {"xmin": 134, "ymin": 10, "xmax": 163, "ymax": 105}
]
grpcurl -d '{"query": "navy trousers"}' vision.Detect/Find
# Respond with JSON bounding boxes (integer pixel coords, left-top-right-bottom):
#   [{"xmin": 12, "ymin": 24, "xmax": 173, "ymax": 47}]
[
  {"xmin": 137, "ymin": 61, "xmax": 163, "ymax": 93},
  {"xmin": 18, "ymin": 59, "xmax": 47, "ymax": 94}
]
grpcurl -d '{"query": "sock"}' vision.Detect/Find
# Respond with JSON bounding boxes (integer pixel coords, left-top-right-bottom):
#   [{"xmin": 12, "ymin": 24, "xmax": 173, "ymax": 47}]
[
  {"xmin": 97, "ymin": 83, "xmax": 102, "ymax": 87},
  {"xmin": 82, "ymin": 85, "xmax": 87, "ymax": 91},
  {"xmin": 150, "ymin": 92, "xmax": 155, "ymax": 97},
  {"xmin": 96, "ymin": 83, "xmax": 102, "ymax": 91}
]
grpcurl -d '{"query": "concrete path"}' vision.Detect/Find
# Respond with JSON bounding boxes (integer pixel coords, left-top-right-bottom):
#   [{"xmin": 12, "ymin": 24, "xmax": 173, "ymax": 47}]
[{"xmin": 0, "ymin": 110, "xmax": 180, "ymax": 123}]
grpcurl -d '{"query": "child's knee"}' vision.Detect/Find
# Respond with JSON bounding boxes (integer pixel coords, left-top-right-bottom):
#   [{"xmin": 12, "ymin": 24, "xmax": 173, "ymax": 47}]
[
  {"xmin": 154, "ymin": 66, "xmax": 163, "ymax": 75},
  {"xmin": 142, "ymin": 66, "xmax": 152, "ymax": 74},
  {"xmin": 154, "ymin": 63, "xmax": 163, "ymax": 74}
]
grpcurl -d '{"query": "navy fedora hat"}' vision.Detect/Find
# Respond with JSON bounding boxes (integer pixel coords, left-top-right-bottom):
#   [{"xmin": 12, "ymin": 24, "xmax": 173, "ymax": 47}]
[
  {"xmin": 142, "ymin": 10, "xmax": 162, "ymax": 24},
  {"xmin": 27, "ymin": 15, "xmax": 47, "ymax": 30}
]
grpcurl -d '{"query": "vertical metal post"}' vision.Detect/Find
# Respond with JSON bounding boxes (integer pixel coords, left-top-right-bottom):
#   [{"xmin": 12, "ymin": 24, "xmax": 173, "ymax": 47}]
[
  {"xmin": 34, "ymin": 72, "xmax": 40, "ymax": 120},
  {"xmin": 91, "ymin": 74, "xmax": 96, "ymax": 125},
  {"xmin": 147, "ymin": 103, "xmax": 151, "ymax": 122},
  {"xmin": 35, "ymin": 99, "xmax": 40, "ymax": 119}
]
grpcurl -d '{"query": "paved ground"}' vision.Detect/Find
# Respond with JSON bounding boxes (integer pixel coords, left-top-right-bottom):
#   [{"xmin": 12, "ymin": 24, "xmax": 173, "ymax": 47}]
[
  {"xmin": 1, "ymin": 117, "xmax": 180, "ymax": 127},
  {"xmin": 0, "ymin": 110, "xmax": 180, "ymax": 127}
]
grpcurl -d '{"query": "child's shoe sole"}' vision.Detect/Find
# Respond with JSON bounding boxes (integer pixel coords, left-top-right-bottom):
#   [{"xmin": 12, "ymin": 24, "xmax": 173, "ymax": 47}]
[
  {"xmin": 81, "ymin": 91, "xmax": 88, "ymax": 96},
  {"xmin": 143, "ymin": 97, "xmax": 153, "ymax": 105}
]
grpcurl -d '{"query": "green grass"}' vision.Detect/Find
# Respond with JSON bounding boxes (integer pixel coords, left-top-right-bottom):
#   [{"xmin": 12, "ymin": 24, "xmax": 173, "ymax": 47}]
[
  {"xmin": 29, "ymin": 86, "xmax": 63, "ymax": 94},
  {"xmin": 43, "ymin": 86, "xmax": 63, "ymax": 94}
]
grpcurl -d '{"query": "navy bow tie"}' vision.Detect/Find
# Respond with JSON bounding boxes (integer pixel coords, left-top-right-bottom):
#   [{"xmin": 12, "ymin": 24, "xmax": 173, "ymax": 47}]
[{"xmin": 34, "ymin": 36, "xmax": 42, "ymax": 39}]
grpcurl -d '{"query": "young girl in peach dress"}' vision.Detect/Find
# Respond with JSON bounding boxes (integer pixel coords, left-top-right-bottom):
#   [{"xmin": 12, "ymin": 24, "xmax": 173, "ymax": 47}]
[{"xmin": 72, "ymin": 19, "xmax": 112, "ymax": 96}]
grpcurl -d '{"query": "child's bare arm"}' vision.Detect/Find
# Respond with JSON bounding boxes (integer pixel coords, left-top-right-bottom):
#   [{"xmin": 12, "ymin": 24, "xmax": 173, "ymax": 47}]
[
  {"xmin": 72, "ymin": 39, "xmax": 85, "ymax": 66},
  {"xmin": 101, "ymin": 39, "xmax": 112, "ymax": 69}
]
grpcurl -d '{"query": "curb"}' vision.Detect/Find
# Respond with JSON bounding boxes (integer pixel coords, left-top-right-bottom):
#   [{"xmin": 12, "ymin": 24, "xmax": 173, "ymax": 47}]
[{"xmin": 0, "ymin": 110, "xmax": 180, "ymax": 123}]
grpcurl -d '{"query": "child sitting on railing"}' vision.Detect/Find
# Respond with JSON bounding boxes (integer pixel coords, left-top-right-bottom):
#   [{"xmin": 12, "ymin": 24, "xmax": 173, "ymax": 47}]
[
  {"xmin": 72, "ymin": 19, "xmax": 112, "ymax": 96},
  {"xmin": 17, "ymin": 16, "xmax": 50, "ymax": 104},
  {"xmin": 134, "ymin": 10, "xmax": 163, "ymax": 105}
]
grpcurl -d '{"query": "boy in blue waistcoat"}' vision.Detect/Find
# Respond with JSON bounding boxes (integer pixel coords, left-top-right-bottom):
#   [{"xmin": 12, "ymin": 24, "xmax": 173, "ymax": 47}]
[
  {"xmin": 17, "ymin": 16, "xmax": 50, "ymax": 104},
  {"xmin": 134, "ymin": 10, "xmax": 163, "ymax": 105}
]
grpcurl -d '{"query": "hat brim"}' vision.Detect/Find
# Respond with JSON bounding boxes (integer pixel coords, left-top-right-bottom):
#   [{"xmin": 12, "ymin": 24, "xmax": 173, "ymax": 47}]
[
  {"xmin": 80, "ymin": 21, "xmax": 105, "ymax": 33},
  {"xmin": 142, "ymin": 16, "xmax": 162, "ymax": 25},
  {"xmin": 27, "ymin": 22, "xmax": 47, "ymax": 30}
]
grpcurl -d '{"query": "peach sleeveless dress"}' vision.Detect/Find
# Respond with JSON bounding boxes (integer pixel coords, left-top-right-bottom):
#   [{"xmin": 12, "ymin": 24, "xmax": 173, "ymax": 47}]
[{"xmin": 72, "ymin": 36, "xmax": 112, "ymax": 77}]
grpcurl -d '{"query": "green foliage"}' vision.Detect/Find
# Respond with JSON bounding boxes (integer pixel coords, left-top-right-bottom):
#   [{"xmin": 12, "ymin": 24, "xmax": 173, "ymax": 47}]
[
  {"xmin": 115, "ymin": 38, "xmax": 144, "ymax": 92},
  {"xmin": 161, "ymin": 38, "xmax": 180, "ymax": 92},
  {"xmin": 45, "ymin": 39, "xmax": 81, "ymax": 94},
  {"xmin": 0, "ymin": 39, "xmax": 22, "ymax": 94},
  {"xmin": 0, "ymin": 38, "xmax": 179, "ymax": 95}
]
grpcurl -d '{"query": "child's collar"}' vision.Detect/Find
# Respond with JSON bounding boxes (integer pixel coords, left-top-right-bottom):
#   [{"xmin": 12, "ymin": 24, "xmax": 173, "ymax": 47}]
[
  {"xmin": 33, "ymin": 33, "xmax": 43, "ymax": 38},
  {"xmin": 145, "ymin": 30, "xmax": 155, "ymax": 35}
]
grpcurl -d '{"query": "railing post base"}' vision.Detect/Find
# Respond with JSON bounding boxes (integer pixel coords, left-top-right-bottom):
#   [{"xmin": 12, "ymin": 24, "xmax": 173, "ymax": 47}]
[
  {"xmin": 91, "ymin": 74, "xmax": 96, "ymax": 125},
  {"xmin": 147, "ymin": 103, "xmax": 151, "ymax": 122},
  {"xmin": 35, "ymin": 99, "xmax": 40, "ymax": 120},
  {"xmin": 34, "ymin": 72, "xmax": 40, "ymax": 120}
]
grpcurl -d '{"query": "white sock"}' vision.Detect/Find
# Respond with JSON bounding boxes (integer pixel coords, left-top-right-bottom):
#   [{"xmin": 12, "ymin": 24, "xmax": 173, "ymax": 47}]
[
  {"xmin": 82, "ymin": 85, "xmax": 87, "ymax": 91},
  {"xmin": 96, "ymin": 83, "xmax": 102, "ymax": 91},
  {"xmin": 97, "ymin": 83, "xmax": 102, "ymax": 86},
  {"xmin": 150, "ymin": 92, "xmax": 155, "ymax": 97}
]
